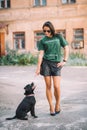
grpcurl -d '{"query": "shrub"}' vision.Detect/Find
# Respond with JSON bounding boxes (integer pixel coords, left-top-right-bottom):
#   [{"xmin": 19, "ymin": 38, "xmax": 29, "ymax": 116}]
[
  {"xmin": 0, "ymin": 49, "xmax": 38, "ymax": 66},
  {"xmin": 17, "ymin": 53, "xmax": 38, "ymax": 65},
  {"xmin": 0, "ymin": 49, "xmax": 87, "ymax": 66},
  {"xmin": 67, "ymin": 52, "xmax": 87, "ymax": 66}
]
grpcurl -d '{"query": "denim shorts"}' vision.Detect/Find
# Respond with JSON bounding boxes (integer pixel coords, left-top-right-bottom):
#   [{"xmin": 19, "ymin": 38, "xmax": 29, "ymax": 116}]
[{"xmin": 40, "ymin": 59, "xmax": 62, "ymax": 76}]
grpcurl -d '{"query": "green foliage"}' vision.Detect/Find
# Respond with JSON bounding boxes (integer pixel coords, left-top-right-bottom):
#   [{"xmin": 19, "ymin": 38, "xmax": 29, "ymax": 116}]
[
  {"xmin": 69, "ymin": 52, "xmax": 86, "ymax": 60},
  {"xmin": 0, "ymin": 49, "xmax": 18, "ymax": 65},
  {"xmin": 17, "ymin": 53, "xmax": 38, "ymax": 65},
  {"xmin": 0, "ymin": 49, "xmax": 38, "ymax": 66},
  {"xmin": 67, "ymin": 52, "xmax": 87, "ymax": 66},
  {"xmin": 0, "ymin": 49, "xmax": 87, "ymax": 66}
]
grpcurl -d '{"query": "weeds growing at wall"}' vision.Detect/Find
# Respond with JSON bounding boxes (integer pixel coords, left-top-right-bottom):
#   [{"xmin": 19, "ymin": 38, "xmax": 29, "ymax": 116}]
[
  {"xmin": 0, "ymin": 49, "xmax": 38, "ymax": 65},
  {"xmin": 0, "ymin": 49, "xmax": 87, "ymax": 66},
  {"xmin": 67, "ymin": 52, "xmax": 87, "ymax": 66}
]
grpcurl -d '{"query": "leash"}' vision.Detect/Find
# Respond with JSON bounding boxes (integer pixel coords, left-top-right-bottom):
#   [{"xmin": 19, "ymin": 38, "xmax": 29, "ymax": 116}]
[{"xmin": 32, "ymin": 73, "xmax": 39, "ymax": 85}]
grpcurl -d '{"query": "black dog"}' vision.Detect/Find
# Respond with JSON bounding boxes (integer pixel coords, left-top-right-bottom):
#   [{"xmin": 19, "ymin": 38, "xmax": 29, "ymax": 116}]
[{"xmin": 6, "ymin": 82, "xmax": 37, "ymax": 120}]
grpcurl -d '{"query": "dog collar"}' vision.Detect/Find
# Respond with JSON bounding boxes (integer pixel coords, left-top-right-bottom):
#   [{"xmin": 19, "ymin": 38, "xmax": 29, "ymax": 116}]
[{"xmin": 26, "ymin": 94, "xmax": 34, "ymax": 97}]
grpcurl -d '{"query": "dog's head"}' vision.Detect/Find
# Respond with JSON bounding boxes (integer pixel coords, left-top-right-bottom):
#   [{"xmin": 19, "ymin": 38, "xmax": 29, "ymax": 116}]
[{"xmin": 24, "ymin": 82, "xmax": 36, "ymax": 95}]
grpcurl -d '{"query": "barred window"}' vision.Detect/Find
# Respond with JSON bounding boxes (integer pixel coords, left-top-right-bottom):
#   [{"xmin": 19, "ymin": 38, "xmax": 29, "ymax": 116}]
[
  {"xmin": 62, "ymin": 0, "xmax": 76, "ymax": 4},
  {"xmin": 0, "ymin": 0, "xmax": 10, "ymax": 9},
  {"xmin": 34, "ymin": 0, "xmax": 46, "ymax": 6},
  {"xmin": 56, "ymin": 30, "xmax": 66, "ymax": 39},
  {"xmin": 34, "ymin": 32, "xmax": 44, "ymax": 49},
  {"xmin": 71, "ymin": 29, "xmax": 84, "ymax": 49},
  {"xmin": 13, "ymin": 32, "xmax": 25, "ymax": 50}
]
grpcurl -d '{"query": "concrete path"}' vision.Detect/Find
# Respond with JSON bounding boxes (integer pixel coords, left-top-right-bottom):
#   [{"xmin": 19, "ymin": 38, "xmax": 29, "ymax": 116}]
[{"xmin": 0, "ymin": 66, "xmax": 87, "ymax": 130}]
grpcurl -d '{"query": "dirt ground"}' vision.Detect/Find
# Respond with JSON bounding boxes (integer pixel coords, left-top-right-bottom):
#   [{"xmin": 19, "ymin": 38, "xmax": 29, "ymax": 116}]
[{"xmin": 0, "ymin": 65, "xmax": 87, "ymax": 130}]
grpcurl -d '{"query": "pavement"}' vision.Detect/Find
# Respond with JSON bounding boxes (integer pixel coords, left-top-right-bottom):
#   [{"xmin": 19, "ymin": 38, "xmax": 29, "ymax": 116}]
[{"xmin": 0, "ymin": 65, "xmax": 87, "ymax": 130}]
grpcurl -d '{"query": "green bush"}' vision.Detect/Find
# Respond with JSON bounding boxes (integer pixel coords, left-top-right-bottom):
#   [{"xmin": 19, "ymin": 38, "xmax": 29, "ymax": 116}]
[
  {"xmin": 17, "ymin": 53, "xmax": 38, "ymax": 65},
  {"xmin": 67, "ymin": 52, "xmax": 87, "ymax": 66},
  {"xmin": 69, "ymin": 52, "xmax": 86, "ymax": 60},
  {"xmin": 0, "ymin": 49, "xmax": 87, "ymax": 66},
  {"xmin": 0, "ymin": 49, "xmax": 38, "ymax": 66}
]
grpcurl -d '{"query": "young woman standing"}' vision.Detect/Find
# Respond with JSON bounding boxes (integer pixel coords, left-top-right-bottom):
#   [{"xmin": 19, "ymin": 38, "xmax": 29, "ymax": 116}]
[{"xmin": 36, "ymin": 21, "xmax": 69, "ymax": 116}]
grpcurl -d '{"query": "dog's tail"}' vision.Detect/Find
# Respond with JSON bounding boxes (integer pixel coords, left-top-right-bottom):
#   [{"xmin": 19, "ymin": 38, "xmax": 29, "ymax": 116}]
[{"xmin": 6, "ymin": 115, "xmax": 16, "ymax": 120}]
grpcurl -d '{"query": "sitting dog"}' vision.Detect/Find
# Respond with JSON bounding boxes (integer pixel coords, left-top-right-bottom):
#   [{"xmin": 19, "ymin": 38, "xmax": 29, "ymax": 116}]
[{"xmin": 6, "ymin": 82, "xmax": 37, "ymax": 120}]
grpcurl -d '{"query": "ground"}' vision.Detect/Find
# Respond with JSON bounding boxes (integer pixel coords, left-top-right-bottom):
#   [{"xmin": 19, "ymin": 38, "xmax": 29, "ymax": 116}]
[{"xmin": 0, "ymin": 65, "xmax": 87, "ymax": 130}]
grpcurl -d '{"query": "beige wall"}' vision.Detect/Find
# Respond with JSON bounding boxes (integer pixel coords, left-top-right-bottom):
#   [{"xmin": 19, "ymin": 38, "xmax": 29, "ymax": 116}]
[
  {"xmin": 11, "ymin": 0, "xmax": 30, "ymax": 8},
  {"xmin": 0, "ymin": 0, "xmax": 87, "ymax": 55}
]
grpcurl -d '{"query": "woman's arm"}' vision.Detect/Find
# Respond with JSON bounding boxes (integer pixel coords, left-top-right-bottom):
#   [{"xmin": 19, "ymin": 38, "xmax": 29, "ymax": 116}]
[
  {"xmin": 57, "ymin": 45, "xmax": 69, "ymax": 67},
  {"xmin": 36, "ymin": 50, "xmax": 44, "ymax": 75},
  {"xmin": 63, "ymin": 45, "xmax": 69, "ymax": 62}
]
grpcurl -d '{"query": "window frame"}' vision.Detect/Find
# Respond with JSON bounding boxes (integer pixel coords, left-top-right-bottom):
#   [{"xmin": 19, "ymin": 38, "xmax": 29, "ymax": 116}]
[
  {"xmin": 34, "ymin": 31, "xmax": 44, "ymax": 49},
  {"xmin": 56, "ymin": 29, "xmax": 66, "ymax": 39},
  {"xmin": 61, "ymin": 0, "xmax": 76, "ymax": 4},
  {"xmin": 71, "ymin": 28, "xmax": 84, "ymax": 49},
  {"xmin": 34, "ymin": 0, "xmax": 46, "ymax": 7},
  {"xmin": 13, "ymin": 32, "xmax": 25, "ymax": 50},
  {"xmin": 0, "ymin": 0, "xmax": 10, "ymax": 9},
  {"xmin": 34, "ymin": 30, "xmax": 66, "ymax": 49}
]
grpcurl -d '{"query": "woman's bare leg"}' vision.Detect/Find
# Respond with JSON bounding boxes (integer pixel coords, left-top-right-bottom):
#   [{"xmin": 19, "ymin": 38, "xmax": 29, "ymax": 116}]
[
  {"xmin": 44, "ymin": 76, "xmax": 55, "ymax": 113},
  {"xmin": 53, "ymin": 76, "xmax": 61, "ymax": 111}
]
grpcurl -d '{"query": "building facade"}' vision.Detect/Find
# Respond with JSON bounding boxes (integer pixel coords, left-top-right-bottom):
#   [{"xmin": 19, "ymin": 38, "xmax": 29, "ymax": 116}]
[{"xmin": 0, "ymin": 0, "xmax": 87, "ymax": 56}]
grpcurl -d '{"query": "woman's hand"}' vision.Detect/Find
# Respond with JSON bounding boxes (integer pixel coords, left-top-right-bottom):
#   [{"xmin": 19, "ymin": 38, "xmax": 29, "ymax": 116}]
[
  {"xmin": 35, "ymin": 67, "xmax": 40, "ymax": 75},
  {"xmin": 57, "ymin": 61, "xmax": 66, "ymax": 67},
  {"xmin": 36, "ymin": 50, "xmax": 44, "ymax": 76}
]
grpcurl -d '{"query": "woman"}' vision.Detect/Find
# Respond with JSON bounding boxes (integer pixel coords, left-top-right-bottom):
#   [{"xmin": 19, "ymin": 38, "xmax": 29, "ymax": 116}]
[{"xmin": 36, "ymin": 21, "xmax": 69, "ymax": 116}]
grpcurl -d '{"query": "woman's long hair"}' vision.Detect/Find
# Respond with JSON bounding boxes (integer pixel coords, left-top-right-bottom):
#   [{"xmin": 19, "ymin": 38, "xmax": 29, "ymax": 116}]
[{"xmin": 42, "ymin": 21, "xmax": 55, "ymax": 36}]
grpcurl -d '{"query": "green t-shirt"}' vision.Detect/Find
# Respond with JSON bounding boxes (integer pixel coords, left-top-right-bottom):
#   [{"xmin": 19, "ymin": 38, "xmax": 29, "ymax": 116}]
[{"xmin": 38, "ymin": 34, "xmax": 68, "ymax": 62}]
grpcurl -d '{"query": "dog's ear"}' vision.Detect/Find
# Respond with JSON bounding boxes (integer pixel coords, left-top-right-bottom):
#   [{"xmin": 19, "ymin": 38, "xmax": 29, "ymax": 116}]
[
  {"xmin": 24, "ymin": 84, "xmax": 29, "ymax": 89},
  {"xmin": 31, "ymin": 82, "xmax": 34, "ymax": 86},
  {"xmin": 24, "ymin": 86, "xmax": 26, "ymax": 89}
]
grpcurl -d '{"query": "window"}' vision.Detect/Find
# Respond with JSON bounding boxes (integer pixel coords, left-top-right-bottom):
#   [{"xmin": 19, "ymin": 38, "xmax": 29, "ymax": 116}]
[
  {"xmin": 34, "ymin": 0, "xmax": 46, "ymax": 6},
  {"xmin": 0, "ymin": 0, "xmax": 10, "ymax": 9},
  {"xmin": 62, "ymin": 0, "xmax": 76, "ymax": 4},
  {"xmin": 34, "ymin": 30, "xmax": 66, "ymax": 49},
  {"xmin": 56, "ymin": 30, "xmax": 66, "ymax": 39},
  {"xmin": 13, "ymin": 32, "xmax": 25, "ymax": 50},
  {"xmin": 71, "ymin": 29, "xmax": 84, "ymax": 49},
  {"xmin": 34, "ymin": 32, "xmax": 44, "ymax": 49}
]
